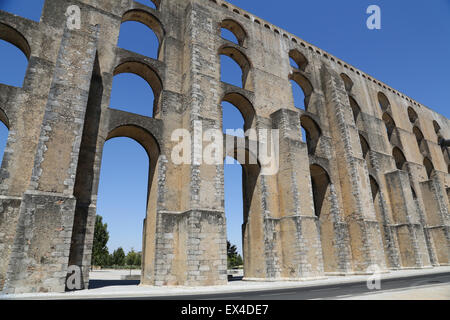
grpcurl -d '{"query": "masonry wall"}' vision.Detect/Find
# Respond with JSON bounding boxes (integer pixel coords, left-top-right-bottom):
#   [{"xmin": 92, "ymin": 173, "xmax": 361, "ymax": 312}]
[{"xmin": 0, "ymin": 0, "xmax": 448, "ymax": 294}]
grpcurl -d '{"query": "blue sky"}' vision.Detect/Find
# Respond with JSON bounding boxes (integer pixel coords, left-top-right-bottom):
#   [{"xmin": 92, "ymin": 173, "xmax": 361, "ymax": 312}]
[{"xmin": 0, "ymin": 0, "xmax": 449, "ymax": 256}]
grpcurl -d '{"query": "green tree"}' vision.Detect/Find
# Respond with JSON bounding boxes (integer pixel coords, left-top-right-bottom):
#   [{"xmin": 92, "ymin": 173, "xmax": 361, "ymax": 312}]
[
  {"xmin": 91, "ymin": 215, "xmax": 110, "ymax": 267},
  {"xmin": 135, "ymin": 252, "xmax": 142, "ymax": 266},
  {"xmin": 126, "ymin": 249, "xmax": 140, "ymax": 267},
  {"xmin": 227, "ymin": 241, "xmax": 242, "ymax": 269},
  {"xmin": 112, "ymin": 247, "xmax": 126, "ymax": 266}
]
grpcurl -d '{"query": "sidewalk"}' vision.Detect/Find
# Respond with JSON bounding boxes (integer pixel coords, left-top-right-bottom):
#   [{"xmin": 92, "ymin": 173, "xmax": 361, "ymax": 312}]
[
  {"xmin": 336, "ymin": 283, "xmax": 450, "ymax": 300},
  {"xmin": 1, "ymin": 266, "xmax": 449, "ymax": 300}
]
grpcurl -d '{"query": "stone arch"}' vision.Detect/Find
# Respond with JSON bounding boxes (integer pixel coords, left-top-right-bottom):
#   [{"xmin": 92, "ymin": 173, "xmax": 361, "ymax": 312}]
[
  {"xmin": 310, "ymin": 164, "xmax": 331, "ymax": 218},
  {"xmin": 289, "ymin": 71, "xmax": 313, "ymax": 110},
  {"xmin": 0, "ymin": 23, "xmax": 31, "ymax": 59},
  {"xmin": 408, "ymin": 107, "xmax": 418, "ymax": 123},
  {"xmin": 382, "ymin": 112, "xmax": 396, "ymax": 140},
  {"xmin": 113, "ymin": 61, "xmax": 163, "ymax": 116},
  {"xmin": 433, "ymin": 120, "xmax": 443, "ymax": 144},
  {"xmin": 0, "ymin": 23, "xmax": 31, "ymax": 88},
  {"xmin": 433, "ymin": 120, "xmax": 441, "ymax": 134},
  {"xmin": 105, "ymin": 124, "xmax": 161, "ymax": 285},
  {"xmin": 413, "ymin": 126, "xmax": 426, "ymax": 155},
  {"xmin": 289, "ymin": 49, "xmax": 308, "ymax": 71},
  {"xmin": 222, "ymin": 92, "xmax": 256, "ymax": 131},
  {"xmin": 393, "ymin": 147, "xmax": 407, "ymax": 170},
  {"xmin": 423, "ymin": 157, "xmax": 434, "ymax": 179},
  {"xmin": 225, "ymin": 148, "xmax": 262, "ymax": 278},
  {"xmin": 359, "ymin": 134, "xmax": 371, "ymax": 167},
  {"xmin": 369, "ymin": 175, "xmax": 379, "ymax": 201},
  {"xmin": 340, "ymin": 73, "xmax": 353, "ymax": 93},
  {"xmin": 121, "ymin": 9, "xmax": 165, "ymax": 58},
  {"xmin": 0, "ymin": 108, "xmax": 10, "ymax": 130},
  {"xmin": 309, "ymin": 163, "xmax": 336, "ymax": 273},
  {"xmin": 301, "ymin": 115, "xmax": 321, "ymax": 155},
  {"xmin": 219, "ymin": 46, "xmax": 253, "ymax": 90},
  {"xmin": 349, "ymin": 96, "xmax": 361, "ymax": 124},
  {"xmin": 220, "ymin": 19, "xmax": 247, "ymax": 46},
  {"xmin": 378, "ymin": 92, "xmax": 390, "ymax": 112}
]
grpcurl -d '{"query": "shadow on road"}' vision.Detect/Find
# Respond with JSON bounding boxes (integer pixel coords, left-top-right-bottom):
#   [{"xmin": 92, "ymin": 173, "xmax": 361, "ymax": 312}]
[{"xmin": 89, "ymin": 280, "xmax": 140, "ymax": 289}]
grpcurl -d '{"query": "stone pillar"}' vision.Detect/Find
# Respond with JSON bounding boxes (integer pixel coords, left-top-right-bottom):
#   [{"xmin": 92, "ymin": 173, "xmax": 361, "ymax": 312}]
[
  {"xmin": 420, "ymin": 172, "xmax": 450, "ymax": 265},
  {"xmin": 320, "ymin": 65, "xmax": 387, "ymax": 273},
  {"xmin": 385, "ymin": 170, "xmax": 431, "ymax": 268},
  {"xmin": 271, "ymin": 108, "xmax": 324, "ymax": 279},
  {"xmin": 2, "ymin": 25, "xmax": 99, "ymax": 294},
  {"xmin": 146, "ymin": 2, "xmax": 228, "ymax": 286}
]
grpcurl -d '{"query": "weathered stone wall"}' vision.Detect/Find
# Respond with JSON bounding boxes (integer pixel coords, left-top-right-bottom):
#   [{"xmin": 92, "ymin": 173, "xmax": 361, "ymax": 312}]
[{"xmin": 0, "ymin": 0, "xmax": 448, "ymax": 293}]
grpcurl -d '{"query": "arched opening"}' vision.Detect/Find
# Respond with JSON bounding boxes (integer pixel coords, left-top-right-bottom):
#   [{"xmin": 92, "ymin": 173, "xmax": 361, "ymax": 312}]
[
  {"xmin": 224, "ymin": 156, "xmax": 244, "ymax": 276},
  {"xmin": 378, "ymin": 92, "xmax": 390, "ymax": 112},
  {"xmin": 289, "ymin": 49, "xmax": 308, "ymax": 71},
  {"xmin": 413, "ymin": 126, "xmax": 426, "ymax": 154},
  {"xmin": 423, "ymin": 157, "xmax": 434, "ymax": 179},
  {"xmin": 433, "ymin": 120, "xmax": 442, "ymax": 144},
  {"xmin": 382, "ymin": 112, "xmax": 396, "ymax": 141},
  {"xmin": 359, "ymin": 134, "xmax": 371, "ymax": 169},
  {"xmin": 433, "ymin": 121, "xmax": 441, "ymax": 134},
  {"xmin": 340, "ymin": 73, "xmax": 353, "ymax": 93},
  {"xmin": 349, "ymin": 96, "xmax": 361, "ymax": 124},
  {"xmin": 219, "ymin": 46, "xmax": 253, "ymax": 90},
  {"xmin": 0, "ymin": 115, "xmax": 8, "ymax": 170},
  {"xmin": 369, "ymin": 175, "xmax": 392, "ymax": 267},
  {"xmin": 224, "ymin": 148, "xmax": 261, "ymax": 280},
  {"xmin": 310, "ymin": 164, "xmax": 330, "ymax": 218},
  {"xmin": 369, "ymin": 175, "xmax": 379, "ymax": 202},
  {"xmin": 220, "ymin": 19, "xmax": 247, "ymax": 46},
  {"xmin": 408, "ymin": 107, "xmax": 418, "ymax": 123},
  {"xmin": 0, "ymin": 23, "xmax": 31, "ymax": 87},
  {"xmin": 222, "ymin": 92, "xmax": 255, "ymax": 133},
  {"xmin": 393, "ymin": 147, "xmax": 407, "ymax": 171},
  {"xmin": 96, "ymin": 137, "xmax": 149, "ymax": 266},
  {"xmin": 112, "ymin": 61, "xmax": 162, "ymax": 117},
  {"xmin": 310, "ymin": 164, "xmax": 336, "ymax": 272},
  {"xmin": 96, "ymin": 125, "xmax": 160, "ymax": 287},
  {"xmin": 135, "ymin": 0, "xmax": 159, "ymax": 10},
  {"xmin": 118, "ymin": 21, "xmax": 159, "ymax": 59},
  {"xmin": 121, "ymin": 10, "xmax": 165, "ymax": 60},
  {"xmin": 290, "ymin": 72, "xmax": 313, "ymax": 111},
  {"xmin": 110, "ymin": 73, "xmax": 155, "ymax": 118},
  {"xmin": 301, "ymin": 115, "xmax": 321, "ymax": 155}
]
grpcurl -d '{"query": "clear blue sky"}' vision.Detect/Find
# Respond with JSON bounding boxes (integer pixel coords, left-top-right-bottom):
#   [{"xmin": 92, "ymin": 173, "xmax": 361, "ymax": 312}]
[{"xmin": 0, "ymin": 0, "xmax": 449, "ymax": 256}]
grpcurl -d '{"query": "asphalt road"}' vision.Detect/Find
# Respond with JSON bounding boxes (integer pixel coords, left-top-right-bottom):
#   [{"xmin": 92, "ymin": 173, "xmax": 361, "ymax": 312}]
[{"xmin": 96, "ymin": 271, "xmax": 450, "ymax": 300}]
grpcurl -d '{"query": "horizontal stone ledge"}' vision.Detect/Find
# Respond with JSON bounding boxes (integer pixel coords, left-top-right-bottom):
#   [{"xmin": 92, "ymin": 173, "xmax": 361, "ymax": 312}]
[
  {"xmin": 157, "ymin": 209, "xmax": 225, "ymax": 215},
  {"xmin": 387, "ymin": 223, "xmax": 424, "ymax": 228},
  {"xmin": 264, "ymin": 215, "xmax": 319, "ymax": 221},
  {"xmin": 0, "ymin": 195, "xmax": 22, "ymax": 201},
  {"xmin": 424, "ymin": 225, "xmax": 449, "ymax": 230}
]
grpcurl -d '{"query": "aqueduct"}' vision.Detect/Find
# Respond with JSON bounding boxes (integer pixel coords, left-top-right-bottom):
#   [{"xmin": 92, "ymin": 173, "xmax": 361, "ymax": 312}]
[{"xmin": 0, "ymin": 0, "xmax": 449, "ymax": 294}]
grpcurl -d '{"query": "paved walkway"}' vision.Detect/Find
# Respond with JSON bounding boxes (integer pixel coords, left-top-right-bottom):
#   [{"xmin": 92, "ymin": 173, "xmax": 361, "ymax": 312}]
[
  {"xmin": 1, "ymin": 266, "xmax": 449, "ymax": 300},
  {"xmin": 336, "ymin": 283, "xmax": 450, "ymax": 300}
]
